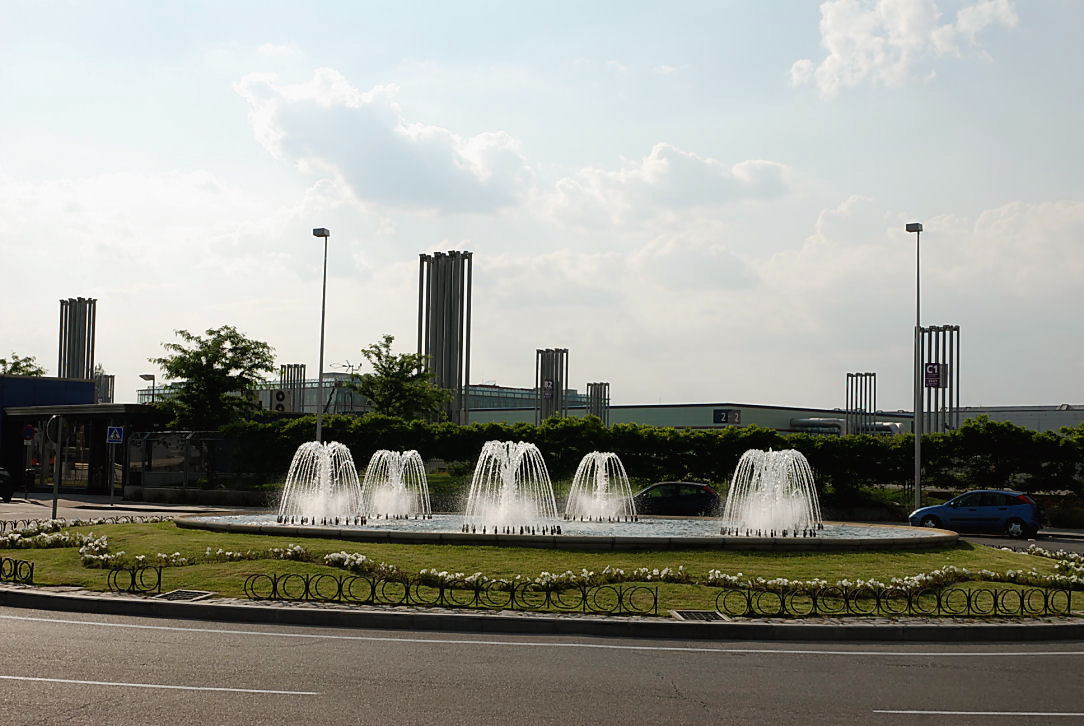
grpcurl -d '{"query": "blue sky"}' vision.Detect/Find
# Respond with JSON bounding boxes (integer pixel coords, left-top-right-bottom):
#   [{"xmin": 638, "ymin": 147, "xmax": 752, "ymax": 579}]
[{"xmin": 2, "ymin": 0, "xmax": 1081, "ymax": 409}]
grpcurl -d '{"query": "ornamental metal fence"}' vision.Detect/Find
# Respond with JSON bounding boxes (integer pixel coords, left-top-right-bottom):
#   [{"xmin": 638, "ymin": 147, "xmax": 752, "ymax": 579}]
[
  {"xmin": 714, "ymin": 586, "xmax": 1075, "ymax": 618},
  {"xmin": 107, "ymin": 566, "xmax": 162, "ymax": 594},
  {"xmin": 0, "ymin": 556, "xmax": 34, "ymax": 584},
  {"xmin": 0, "ymin": 520, "xmax": 39, "ymax": 532},
  {"xmin": 243, "ymin": 573, "xmax": 659, "ymax": 616},
  {"xmin": 0, "ymin": 516, "xmax": 170, "ymax": 532}
]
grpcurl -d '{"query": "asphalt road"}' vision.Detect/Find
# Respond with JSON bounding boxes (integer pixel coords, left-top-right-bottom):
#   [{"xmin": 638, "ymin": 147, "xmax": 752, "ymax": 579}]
[{"xmin": 1, "ymin": 606, "xmax": 1081, "ymax": 725}]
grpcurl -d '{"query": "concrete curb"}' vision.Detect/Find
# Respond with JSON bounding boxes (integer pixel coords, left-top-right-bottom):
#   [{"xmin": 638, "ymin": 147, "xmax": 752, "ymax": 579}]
[
  {"xmin": 177, "ymin": 514, "xmax": 958, "ymax": 552},
  {"xmin": 2, "ymin": 586, "xmax": 1081, "ymax": 643}
]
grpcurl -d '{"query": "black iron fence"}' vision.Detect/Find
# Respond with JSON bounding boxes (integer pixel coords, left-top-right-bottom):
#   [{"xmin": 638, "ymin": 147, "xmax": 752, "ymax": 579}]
[
  {"xmin": 1, "ymin": 516, "xmax": 170, "ymax": 533},
  {"xmin": 0, "ymin": 556, "xmax": 34, "ymax": 584},
  {"xmin": 715, "ymin": 586, "xmax": 1075, "ymax": 618},
  {"xmin": 107, "ymin": 566, "xmax": 162, "ymax": 594},
  {"xmin": 0, "ymin": 520, "xmax": 39, "ymax": 532},
  {"xmin": 244, "ymin": 573, "xmax": 659, "ymax": 616}
]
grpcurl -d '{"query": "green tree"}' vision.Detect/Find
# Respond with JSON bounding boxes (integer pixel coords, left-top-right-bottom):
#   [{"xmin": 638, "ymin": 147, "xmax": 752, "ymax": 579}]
[
  {"xmin": 0, "ymin": 352, "xmax": 46, "ymax": 376},
  {"xmin": 347, "ymin": 334, "xmax": 451, "ymax": 421},
  {"xmin": 150, "ymin": 325, "xmax": 275, "ymax": 429}
]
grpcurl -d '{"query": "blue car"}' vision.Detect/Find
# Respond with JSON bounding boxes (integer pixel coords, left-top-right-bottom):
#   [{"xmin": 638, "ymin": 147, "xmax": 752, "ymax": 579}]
[{"xmin": 909, "ymin": 489, "xmax": 1043, "ymax": 539}]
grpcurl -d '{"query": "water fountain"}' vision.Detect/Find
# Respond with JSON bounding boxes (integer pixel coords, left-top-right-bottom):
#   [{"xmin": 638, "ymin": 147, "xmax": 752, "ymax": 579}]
[
  {"xmin": 188, "ymin": 443, "xmax": 951, "ymax": 551},
  {"xmin": 277, "ymin": 441, "xmax": 363, "ymax": 524},
  {"xmin": 463, "ymin": 441, "xmax": 559, "ymax": 531},
  {"xmin": 564, "ymin": 452, "xmax": 637, "ymax": 522},
  {"xmin": 720, "ymin": 449, "xmax": 822, "ymax": 537},
  {"xmin": 359, "ymin": 450, "xmax": 432, "ymax": 519}
]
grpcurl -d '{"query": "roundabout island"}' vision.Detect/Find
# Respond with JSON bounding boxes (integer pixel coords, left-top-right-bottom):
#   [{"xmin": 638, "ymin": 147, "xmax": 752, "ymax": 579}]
[{"xmin": 178, "ymin": 442, "xmax": 956, "ymax": 551}]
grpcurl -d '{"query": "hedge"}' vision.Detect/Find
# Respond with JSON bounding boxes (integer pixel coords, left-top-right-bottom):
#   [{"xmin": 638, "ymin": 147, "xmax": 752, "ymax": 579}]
[{"xmin": 220, "ymin": 415, "xmax": 1084, "ymax": 496}]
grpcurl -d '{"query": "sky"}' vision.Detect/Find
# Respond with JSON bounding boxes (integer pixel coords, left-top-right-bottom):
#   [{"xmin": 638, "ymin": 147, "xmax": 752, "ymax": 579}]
[{"xmin": 1, "ymin": 0, "xmax": 1082, "ymax": 410}]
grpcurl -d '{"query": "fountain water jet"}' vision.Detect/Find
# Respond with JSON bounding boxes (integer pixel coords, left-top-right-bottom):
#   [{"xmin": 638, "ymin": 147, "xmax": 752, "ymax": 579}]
[
  {"xmin": 721, "ymin": 449, "xmax": 822, "ymax": 536},
  {"xmin": 277, "ymin": 441, "xmax": 363, "ymax": 522},
  {"xmin": 564, "ymin": 452, "xmax": 637, "ymax": 521},
  {"xmin": 359, "ymin": 450, "xmax": 432, "ymax": 518},
  {"xmin": 464, "ymin": 441, "xmax": 558, "ymax": 529}
]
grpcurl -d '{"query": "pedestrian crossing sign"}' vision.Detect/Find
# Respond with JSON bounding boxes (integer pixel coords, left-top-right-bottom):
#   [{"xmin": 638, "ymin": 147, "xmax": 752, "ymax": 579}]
[{"xmin": 106, "ymin": 426, "xmax": 125, "ymax": 445}]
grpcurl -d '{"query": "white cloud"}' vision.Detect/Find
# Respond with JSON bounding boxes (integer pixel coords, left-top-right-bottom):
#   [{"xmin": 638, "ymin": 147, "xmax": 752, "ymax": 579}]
[
  {"xmin": 545, "ymin": 143, "xmax": 796, "ymax": 228},
  {"xmin": 257, "ymin": 42, "xmax": 301, "ymax": 57},
  {"xmin": 474, "ymin": 194, "xmax": 1084, "ymax": 406},
  {"xmin": 792, "ymin": 0, "xmax": 1018, "ymax": 98},
  {"xmin": 235, "ymin": 68, "xmax": 535, "ymax": 213},
  {"xmin": 651, "ymin": 64, "xmax": 689, "ymax": 76}
]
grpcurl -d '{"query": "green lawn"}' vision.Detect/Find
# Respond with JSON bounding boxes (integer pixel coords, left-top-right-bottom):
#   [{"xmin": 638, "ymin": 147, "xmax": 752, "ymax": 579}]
[{"xmin": 1, "ymin": 521, "xmax": 1065, "ymax": 615}]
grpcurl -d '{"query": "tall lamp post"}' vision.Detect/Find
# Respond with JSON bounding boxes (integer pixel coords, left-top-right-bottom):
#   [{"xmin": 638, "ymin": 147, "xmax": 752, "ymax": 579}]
[
  {"xmin": 313, "ymin": 227, "xmax": 331, "ymax": 443},
  {"xmin": 139, "ymin": 373, "xmax": 156, "ymax": 404},
  {"xmin": 907, "ymin": 222, "xmax": 923, "ymax": 511}
]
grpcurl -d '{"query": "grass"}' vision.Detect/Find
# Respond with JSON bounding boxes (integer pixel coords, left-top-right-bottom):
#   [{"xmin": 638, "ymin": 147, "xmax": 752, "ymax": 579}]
[{"xmin": 1, "ymin": 522, "xmax": 1067, "ymax": 613}]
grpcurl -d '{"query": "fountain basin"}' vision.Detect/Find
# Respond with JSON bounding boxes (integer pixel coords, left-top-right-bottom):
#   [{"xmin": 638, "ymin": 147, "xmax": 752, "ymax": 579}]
[{"xmin": 177, "ymin": 513, "xmax": 956, "ymax": 551}]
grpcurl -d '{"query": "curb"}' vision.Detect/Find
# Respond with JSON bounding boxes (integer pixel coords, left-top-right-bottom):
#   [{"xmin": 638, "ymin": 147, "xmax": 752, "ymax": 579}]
[
  {"xmin": 2, "ymin": 587, "xmax": 1081, "ymax": 643},
  {"xmin": 1042, "ymin": 531, "xmax": 1084, "ymax": 542},
  {"xmin": 177, "ymin": 515, "xmax": 959, "ymax": 552}
]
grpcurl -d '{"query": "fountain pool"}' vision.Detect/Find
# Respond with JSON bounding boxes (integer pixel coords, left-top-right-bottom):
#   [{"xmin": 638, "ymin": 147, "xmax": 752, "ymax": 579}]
[
  {"xmin": 179, "ymin": 512, "xmax": 952, "ymax": 551},
  {"xmin": 181, "ymin": 444, "xmax": 956, "ymax": 551}
]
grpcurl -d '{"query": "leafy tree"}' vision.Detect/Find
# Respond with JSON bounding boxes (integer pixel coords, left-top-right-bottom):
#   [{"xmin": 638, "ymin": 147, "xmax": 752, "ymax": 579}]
[
  {"xmin": 0, "ymin": 352, "xmax": 46, "ymax": 376},
  {"xmin": 347, "ymin": 334, "xmax": 451, "ymax": 421},
  {"xmin": 150, "ymin": 325, "xmax": 275, "ymax": 429}
]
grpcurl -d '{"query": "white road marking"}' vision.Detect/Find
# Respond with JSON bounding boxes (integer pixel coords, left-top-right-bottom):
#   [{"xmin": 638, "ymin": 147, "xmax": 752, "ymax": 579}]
[
  {"xmin": 875, "ymin": 710, "xmax": 1084, "ymax": 717},
  {"xmin": 2, "ymin": 613, "xmax": 1082, "ymax": 657},
  {"xmin": 0, "ymin": 675, "xmax": 318, "ymax": 695}
]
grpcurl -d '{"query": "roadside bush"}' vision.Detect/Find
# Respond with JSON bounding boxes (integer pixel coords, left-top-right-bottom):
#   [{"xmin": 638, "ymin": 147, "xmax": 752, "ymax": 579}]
[{"xmin": 220, "ymin": 415, "xmax": 1084, "ymax": 497}]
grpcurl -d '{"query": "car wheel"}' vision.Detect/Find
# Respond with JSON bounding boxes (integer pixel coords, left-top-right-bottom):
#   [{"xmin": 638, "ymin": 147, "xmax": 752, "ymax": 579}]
[
  {"xmin": 920, "ymin": 515, "xmax": 940, "ymax": 528},
  {"xmin": 1005, "ymin": 519, "xmax": 1028, "ymax": 539}
]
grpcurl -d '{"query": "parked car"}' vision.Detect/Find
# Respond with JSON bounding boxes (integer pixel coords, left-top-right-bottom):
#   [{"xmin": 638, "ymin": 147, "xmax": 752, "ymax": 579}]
[
  {"xmin": 908, "ymin": 489, "xmax": 1044, "ymax": 538},
  {"xmin": 0, "ymin": 466, "xmax": 13, "ymax": 503},
  {"xmin": 632, "ymin": 481, "xmax": 720, "ymax": 516}
]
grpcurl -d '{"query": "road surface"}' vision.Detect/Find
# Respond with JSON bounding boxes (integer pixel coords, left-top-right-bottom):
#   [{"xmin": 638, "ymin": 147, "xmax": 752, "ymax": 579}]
[{"xmin": 1, "ymin": 606, "xmax": 1081, "ymax": 725}]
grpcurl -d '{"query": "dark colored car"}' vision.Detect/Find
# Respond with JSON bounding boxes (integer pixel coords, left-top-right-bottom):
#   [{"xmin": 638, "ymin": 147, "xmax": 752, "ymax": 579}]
[
  {"xmin": 908, "ymin": 489, "xmax": 1044, "ymax": 538},
  {"xmin": 632, "ymin": 481, "xmax": 720, "ymax": 516},
  {"xmin": 0, "ymin": 466, "xmax": 13, "ymax": 503}
]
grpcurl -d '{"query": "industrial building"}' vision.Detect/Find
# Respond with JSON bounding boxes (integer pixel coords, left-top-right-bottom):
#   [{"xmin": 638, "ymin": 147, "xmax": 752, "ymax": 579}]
[
  {"xmin": 954, "ymin": 405, "xmax": 1084, "ymax": 433},
  {"xmin": 469, "ymin": 399, "xmax": 912, "ymax": 434}
]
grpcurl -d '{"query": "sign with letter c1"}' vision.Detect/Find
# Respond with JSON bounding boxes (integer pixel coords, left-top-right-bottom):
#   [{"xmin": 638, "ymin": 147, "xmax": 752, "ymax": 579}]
[{"xmin": 924, "ymin": 363, "xmax": 949, "ymax": 388}]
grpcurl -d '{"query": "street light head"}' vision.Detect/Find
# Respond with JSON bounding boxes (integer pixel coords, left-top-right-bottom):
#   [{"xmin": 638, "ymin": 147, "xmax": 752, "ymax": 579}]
[
  {"xmin": 138, "ymin": 374, "xmax": 155, "ymax": 381},
  {"xmin": 906, "ymin": 222, "xmax": 923, "ymax": 233},
  {"xmin": 313, "ymin": 227, "xmax": 330, "ymax": 238}
]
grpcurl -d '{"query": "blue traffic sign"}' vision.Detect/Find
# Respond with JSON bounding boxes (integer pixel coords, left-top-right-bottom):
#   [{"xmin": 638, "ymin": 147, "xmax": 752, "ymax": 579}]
[{"xmin": 106, "ymin": 426, "xmax": 125, "ymax": 445}]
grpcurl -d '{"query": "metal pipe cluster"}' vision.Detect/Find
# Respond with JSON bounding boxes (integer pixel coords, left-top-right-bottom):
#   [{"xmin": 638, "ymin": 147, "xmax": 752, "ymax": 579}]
[
  {"xmin": 418, "ymin": 251, "xmax": 473, "ymax": 423},
  {"xmin": 845, "ymin": 372, "xmax": 877, "ymax": 435},
  {"xmin": 586, "ymin": 381, "xmax": 611, "ymax": 425},
  {"xmin": 920, "ymin": 324, "xmax": 961, "ymax": 432},
  {"xmin": 58, "ymin": 297, "xmax": 96, "ymax": 379},
  {"xmin": 535, "ymin": 348, "xmax": 569, "ymax": 423}
]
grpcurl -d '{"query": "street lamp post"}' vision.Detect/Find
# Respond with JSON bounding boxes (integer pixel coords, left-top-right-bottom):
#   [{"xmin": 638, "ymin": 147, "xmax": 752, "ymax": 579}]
[
  {"xmin": 313, "ymin": 227, "xmax": 331, "ymax": 443},
  {"xmin": 906, "ymin": 222, "xmax": 923, "ymax": 511},
  {"xmin": 139, "ymin": 373, "xmax": 156, "ymax": 404}
]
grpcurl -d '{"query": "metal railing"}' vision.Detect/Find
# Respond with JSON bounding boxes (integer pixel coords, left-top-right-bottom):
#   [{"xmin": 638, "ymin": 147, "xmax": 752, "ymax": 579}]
[
  {"xmin": 0, "ymin": 520, "xmax": 39, "ymax": 532},
  {"xmin": 714, "ymin": 586, "xmax": 1074, "ymax": 618},
  {"xmin": 107, "ymin": 566, "xmax": 162, "ymax": 594},
  {"xmin": 244, "ymin": 573, "xmax": 659, "ymax": 616},
  {"xmin": 1, "ymin": 516, "xmax": 171, "ymax": 532},
  {"xmin": 0, "ymin": 556, "xmax": 34, "ymax": 584}
]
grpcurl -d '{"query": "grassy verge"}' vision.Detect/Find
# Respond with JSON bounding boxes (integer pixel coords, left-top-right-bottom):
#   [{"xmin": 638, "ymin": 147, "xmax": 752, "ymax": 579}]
[{"xmin": 1, "ymin": 522, "xmax": 1067, "ymax": 614}]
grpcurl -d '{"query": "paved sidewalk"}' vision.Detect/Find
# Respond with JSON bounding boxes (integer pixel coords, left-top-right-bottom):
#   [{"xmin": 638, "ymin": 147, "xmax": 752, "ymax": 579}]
[{"xmin": 0, "ymin": 493, "xmax": 260, "ymax": 521}]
